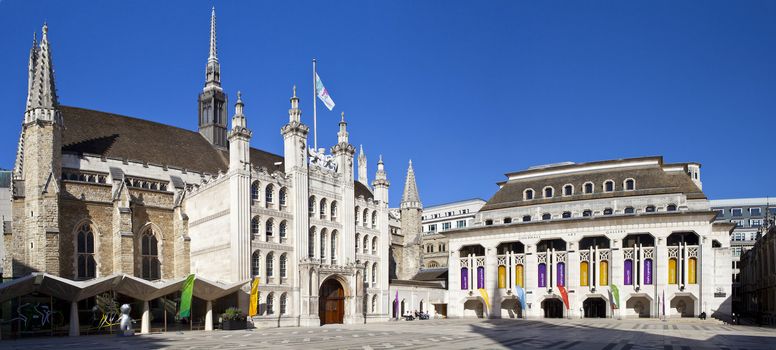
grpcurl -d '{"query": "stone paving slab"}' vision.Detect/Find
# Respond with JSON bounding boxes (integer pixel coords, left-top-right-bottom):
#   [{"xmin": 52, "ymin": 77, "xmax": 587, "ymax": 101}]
[{"xmin": 1, "ymin": 318, "xmax": 774, "ymax": 349}]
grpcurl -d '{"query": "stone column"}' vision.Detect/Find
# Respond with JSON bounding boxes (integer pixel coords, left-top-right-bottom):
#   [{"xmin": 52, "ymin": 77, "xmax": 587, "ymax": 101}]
[
  {"xmin": 205, "ymin": 300, "xmax": 214, "ymax": 331},
  {"xmin": 141, "ymin": 300, "xmax": 150, "ymax": 334},
  {"xmin": 566, "ymin": 238, "xmax": 580, "ymax": 319},
  {"xmin": 484, "ymin": 242, "xmax": 499, "ymax": 318},
  {"xmin": 69, "ymin": 301, "xmax": 79, "ymax": 337},
  {"xmin": 611, "ymin": 238, "xmax": 625, "ymax": 319},
  {"xmin": 522, "ymin": 239, "xmax": 539, "ymax": 318}
]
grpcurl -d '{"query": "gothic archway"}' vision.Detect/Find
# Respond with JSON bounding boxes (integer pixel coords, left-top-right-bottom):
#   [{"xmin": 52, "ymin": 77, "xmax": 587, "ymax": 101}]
[{"xmin": 319, "ymin": 278, "xmax": 345, "ymax": 325}]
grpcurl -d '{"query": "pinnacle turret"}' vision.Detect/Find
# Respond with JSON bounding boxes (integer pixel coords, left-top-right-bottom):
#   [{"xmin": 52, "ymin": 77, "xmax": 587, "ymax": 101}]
[
  {"xmin": 358, "ymin": 144, "xmax": 368, "ymax": 185},
  {"xmin": 24, "ymin": 23, "xmax": 60, "ymax": 124},
  {"xmin": 400, "ymin": 160, "xmax": 421, "ymax": 209},
  {"xmin": 204, "ymin": 7, "xmax": 221, "ymax": 90}
]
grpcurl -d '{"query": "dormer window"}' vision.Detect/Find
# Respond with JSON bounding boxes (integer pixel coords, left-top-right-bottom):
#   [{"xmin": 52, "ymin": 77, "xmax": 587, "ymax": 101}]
[
  {"xmin": 645, "ymin": 205, "xmax": 656, "ymax": 213},
  {"xmin": 563, "ymin": 184, "xmax": 573, "ymax": 196},
  {"xmin": 582, "ymin": 210, "xmax": 593, "ymax": 217},
  {"xmin": 544, "ymin": 187, "xmax": 554, "ymax": 198},
  {"xmin": 624, "ymin": 179, "xmax": 635, "ymax": 191},
  {"xmin": 604, "ymin": 180, "xmax": 614, "ymax": 192},
  {"xmin": 603, "ymin": 208, "xmax": 613, "ymax": 215},
  {"xmin": 542, "ymin": 213, "xmax": 551, "ymax": 220},
  {"xmin": 562, "ymin": 211, "xmax": 572, "ymax": 219},
  {"xmin": 624, "ymin": 207, "xmax": 635, "ymax": 214},
  {"xmin": 524, "ymin": 189, "xmax": 534, "ymax": 200},
  {"xmin": 583, "ymin": 182, "xmax": 594, "ymax": 194},
  {"xmin": 667, "ymin": 204, "xmax": 677, "ymax": 212}
]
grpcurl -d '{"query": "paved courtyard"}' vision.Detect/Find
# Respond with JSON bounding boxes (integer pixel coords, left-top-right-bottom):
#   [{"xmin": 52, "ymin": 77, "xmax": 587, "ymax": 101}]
[{"xmin": 1, "ymin": 318, "xmax": 774, "ymax": 350}]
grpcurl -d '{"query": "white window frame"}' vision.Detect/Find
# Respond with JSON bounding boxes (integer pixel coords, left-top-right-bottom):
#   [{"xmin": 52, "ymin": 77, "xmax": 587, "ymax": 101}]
[
  {"xmin": 562, "ymin": 184, "xmax": 574, "ymax": 196},
  {"xmin": 623, "ymin": 178, "xmax": 636, "ymax": 191},
  {"xmin": 543, "ymin": 186, "xmax": 554, "ymax": 199},
  {"xmin": 524, "ymin": 188, "xmax": 535, "ymax": 200},
  {"xmin": 603, "ymin": 180, "xmax": 615, "ymax": 193},
  {"xmin": 583, "ymin": 182, "xmax": 594, "ymax": 194}
]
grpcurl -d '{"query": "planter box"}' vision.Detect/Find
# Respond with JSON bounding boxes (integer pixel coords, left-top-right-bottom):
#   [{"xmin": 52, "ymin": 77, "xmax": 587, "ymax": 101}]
[{"xmin": 221, "ymin": 319, "xmax": 247, "ymax": 330}]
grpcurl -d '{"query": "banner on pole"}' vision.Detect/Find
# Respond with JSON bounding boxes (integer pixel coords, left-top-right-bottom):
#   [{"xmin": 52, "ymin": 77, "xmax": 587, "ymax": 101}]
[
  {"xmin": 249, "ymin": 277, "xmax": 259, "ymax": 317},
  {"xmin": 179, "ymin": 274, "xmax": 195, "ymax": 318},
  {"xmin": 315, "ymin": 73, "xmax": 335, "ymax": 111}
]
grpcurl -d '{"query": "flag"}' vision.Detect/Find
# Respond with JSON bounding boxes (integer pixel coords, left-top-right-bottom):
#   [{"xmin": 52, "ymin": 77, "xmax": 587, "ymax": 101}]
[
  {"xmin": 610, "ymin": 285, "xmax": 620, "ymax": 309},
  {"xmin": 557, "ymin": 285, "xmax": 570, "ymax": 310},
  {"xmin": 248, "ymin": 277, "xmax": 259, "ymax": 317},
  {"xmin": 662, "ymin": 290, "xmax": 666, "ymax": 317},
  {"xmin": 315, "ymin": 73, "xmax": 335, "ymax": 111},
  {"xmin": 515, "ymin": 285, "xmax": 527, "ymax": 312},
  {"xmin": 179, "ymin": 274, "xmax": 195, "ymax": 318},
  {"xmin": 478, "ymin": 288, "xmax": 491, "ymax": 310}
]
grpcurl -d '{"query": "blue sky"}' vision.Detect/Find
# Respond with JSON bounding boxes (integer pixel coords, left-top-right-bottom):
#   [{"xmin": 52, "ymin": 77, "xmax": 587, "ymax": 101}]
[{"xmin": 1, "ymin": 1, "xmax": 775, "ymax": 207}]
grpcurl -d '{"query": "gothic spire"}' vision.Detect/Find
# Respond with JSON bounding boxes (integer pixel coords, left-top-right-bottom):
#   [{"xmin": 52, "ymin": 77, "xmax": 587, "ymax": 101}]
[
  {"xmin": 204, "ymin": 7, "xmax": 221, "ymax": 90},
  {"xmin": 25, "ymin": 23, "xmax": 60, "ymax": 124},
  {"xmin": 358, "ymin": 144, "xmax": 368, "ymax": 185},
  {"xmin": 337, "ymin": 112, "xmax": 349, "ymax": 144},
  {"xmin": 288, "ymin": 85, "xmax": 301, "ymax": 123},
  {"xmin": 401, "ymin": 159, "xmax": 421, "ymax": 209}
]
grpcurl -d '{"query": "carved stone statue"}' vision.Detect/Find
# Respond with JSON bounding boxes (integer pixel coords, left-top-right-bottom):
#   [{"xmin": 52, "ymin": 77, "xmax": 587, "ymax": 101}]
[{"xmin": 118, "ymin": 303, "xmax": 134, "ymax": 336}]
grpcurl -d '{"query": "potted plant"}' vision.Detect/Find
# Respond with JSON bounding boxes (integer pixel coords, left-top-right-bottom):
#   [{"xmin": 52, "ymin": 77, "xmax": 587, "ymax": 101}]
[{"xmin": 221, "ymin": 307, "xmax": 247, "ymax": 330}]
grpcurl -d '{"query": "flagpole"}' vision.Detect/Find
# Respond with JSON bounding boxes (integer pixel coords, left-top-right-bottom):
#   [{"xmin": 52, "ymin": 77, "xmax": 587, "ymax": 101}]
[{"xmin": 312, "ymin": 58, "xmax": 318, "ymax": 151}]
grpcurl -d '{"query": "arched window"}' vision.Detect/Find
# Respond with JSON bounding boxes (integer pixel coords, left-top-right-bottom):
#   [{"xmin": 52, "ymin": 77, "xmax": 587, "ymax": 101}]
[
  {"xmin": 363, "ymin": 235, "xmax": 369, "ymax": 254},
  {"xmin": 280, "ymin": 293, "xmax": 287, "ymax": 314},
  {"xmin": 372, "ymin": 211, "xmax": 378, "ymax": 229},
  {"xmin": 265, "ymin": 184, "xmax": 274, "ymax": 207},
  {"xmin": 667, "ymin": 204, "xmax": 677, "ymax": 212},
  {"xmin": 428, "ymin": 261, "xmax": 439, "ymax": 268},
  {"xmin": 604, "ymin": 180, "xmax": 614, "ymax": 192},
  {"xmin": 668, "ymin": 258, "xmax": 677, "ymax": 284},
  {"xmin": 603, "ymin": 208, "xmax": 613, "ymax": 215},
  {"xmin": 524, "ymin": 189, "xmax": 534, "ymax": 200},
  {"xmin": 251, "ymin": 216, "xmax": 260, "ymax": 237},
  {"xmin": 624, "ymin": 178, "xmax": 635, "ymax": 191},
  {"xmin": 141, "ymin": 229, "xmax": 160, "ymax": 281},
  {"xmin": 580, "ymin": 261, "xmax": 589, "ymax": 286},
  {"xmin": 266, "ymin": 293, "xmax": 274, "ymax": 315},
  {"xmin": 371, "ymin": 294, "xmax": 377, "ymax": 313},
  {"xmin": 624, "ymin": 207, "xmax": 635, "ymax": 214},
  {"xmin": 363, "ymin": 209, "xmax": 369, "ymax": 228},
  {"xmin": 522, "ymin": 215, "xmax": 531, "ymax": 222},
  {"xmin": 330, "ymin": 231, "xmax": 337, "ymax": 264},
  {"xmin": 355, "ymin": 206, "xmax": 360, "ymax": 225},
  {"xmin": 544, "ymin": 186, "xmax": 554, "ymax": 198},
  {"xmin": 308, "ymin": 228, "xmax": 315, "ymax": 258},
  {"xmin": 498, "ymin": 265, "xmax": 506, "ymax": 288},
  {"xmin": 688, "ymin": 257, "xmax": 697, "ymax": 284},
  {"xmin": 563, "ymin": 184, "xmax": 573, "ymax": 196},
  {"xmin": 372, "ymin": 236, "xmax": 377, "ymax": 254},
  {"xmin": 308, "ymin": 196, "xmax": 316, "ymax": 215},
  {"xmin": 330, "ymin": 201, "xmax": 338, "ymax": 220},
  {"xmin": 562, "ymin": 211, "xmax": 572, "ymax": 219},
  {"xmin": 266, "ymin": 253, "xmax": 274, "ymax": 277},
  {"xmin": 599, "ymin": 260, "xmax": 609, "ymax": 286},
  {"xmin": 76, "ymin": 223, "xmax": 96, "ymax": 279},
  {"xmin": 542, "ymin": 213, "xmax": 551, "ymax": 220},
  {"xmin": 320, "ymin": 229, "xmax": 328, "ymax": 260},
  {"xmin": 645, "ymin": 205, "xmax": 656, "ymax": 213},
  {"xmin": 279, "ymin": 187, "xmax": 287, "ymax": 208},
  {"xmin": 372, "ymin": 263, "xmax": 377, "ymax": 284},
  {"xmin": 280, "ymin": 253, "xmax": 287, "ymax": 278},
  {"xmin": 355, "ymin": 233, "xmax": 360, "ymax": 254},
  {"xmin": 319, "ymin": 198, "xmax": 327, "ymax": 219},
  {"xmin": 265, "ymin": 219, "xmax": 274, "ymax": 241},
  {"xmin": 584, "ymin": 182, "xmax": 594, "ymax": 194},
  {"xmin": 251, "ymin": 250, "xmax": 261, "ymax": 277},
  {"xmin": 251, "ymin": 181, "xmax": 260, "ymax": 202},
  {"xmin": 279, "ymin": 221, "xmax": 287, "ymax": 242},
  {"xmin": 582, "ymin": 209, "xmax": 592, "ymax": 217}
]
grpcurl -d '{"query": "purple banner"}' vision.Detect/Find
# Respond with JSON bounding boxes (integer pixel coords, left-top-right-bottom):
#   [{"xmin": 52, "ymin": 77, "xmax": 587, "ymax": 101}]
[
  {"xmin": 644, "ymin": 259, "xmax": 653, "ymax": 285},
  {"xmin": 477, "ymin": 266, "xmax": 485, "ymax": 289},
  {"xmin": 538, "ymin": 263, "xmax": 547, "ymax": 287},
  {"xmin": 461, "ymin": 267, "xmax": 469, "ymax": 290},
  {"xmin": 557, "ymin": 262, "xmax": 565, "ymax": 287},
  {"xmin": 624, "ymin": 259, "xmax": 633, "ymax": 285}
]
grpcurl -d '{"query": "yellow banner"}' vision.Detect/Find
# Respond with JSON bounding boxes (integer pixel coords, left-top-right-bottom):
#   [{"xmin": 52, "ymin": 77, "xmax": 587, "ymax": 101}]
[
  {"xmin": 248, "ymin": 277, "xmax": 259, "ymax": 317},
  {"xmin": 478, "ymin": 288, "xmax": 491, "ymax": 309}
]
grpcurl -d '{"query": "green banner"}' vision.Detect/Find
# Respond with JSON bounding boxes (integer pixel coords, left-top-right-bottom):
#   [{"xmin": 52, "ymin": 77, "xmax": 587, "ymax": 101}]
[
  {"xmin": 179, "ymin": 274, "xmax": 195, "ymax": 318},
  {"xmin": 610, "ymin": 284, "xmax": 620, "ymax": 309}
]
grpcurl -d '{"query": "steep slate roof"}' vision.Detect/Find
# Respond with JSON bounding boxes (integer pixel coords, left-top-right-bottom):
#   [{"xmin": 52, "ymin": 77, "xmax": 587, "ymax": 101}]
[
  {"xmin": 401, "ymin": 160, "xmax": 420, "ymax": 203},
  {"xmin": 354, "ymin": 180, "xmax": 374, "ymax": 200},
  {"xmin": 482, "ymin": 157, "xmax": 705, "ymax": 212},
  {"xmin": 59, "ymin": 106, "xmax": 283, "ymax": 175}
]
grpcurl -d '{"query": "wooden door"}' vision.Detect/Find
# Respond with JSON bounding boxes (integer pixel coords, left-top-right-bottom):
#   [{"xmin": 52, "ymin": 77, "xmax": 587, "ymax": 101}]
[{"xmin": 319, "ymin": 279, "xmax": 345, "ymax": 325}]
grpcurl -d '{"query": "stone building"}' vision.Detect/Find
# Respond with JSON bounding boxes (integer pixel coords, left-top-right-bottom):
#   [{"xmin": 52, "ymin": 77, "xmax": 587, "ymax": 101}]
[
  {"xmin": 420, "ymin": 198, "xmax": 485, "ymax": 268},
  {"xmin": 444, "ymin": 157, "xmax": 733, "ymax": 320},
  {"xmin": 2, "ymin": 9, "xmax": 394, "ymax": 336},
  {"xmin": 738, "ymin": 220, "xmax": 776, "ymax": 325}
]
